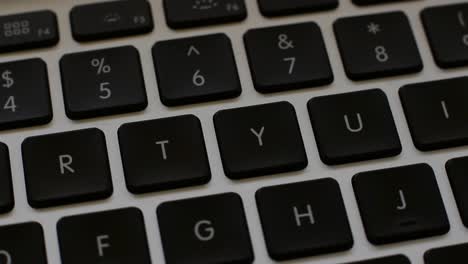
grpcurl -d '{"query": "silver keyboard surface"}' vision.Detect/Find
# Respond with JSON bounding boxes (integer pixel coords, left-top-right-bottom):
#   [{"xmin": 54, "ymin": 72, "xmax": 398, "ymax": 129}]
[{"xmin": 1, "ymin": 0, "xmax": 467, "ymax": 263}]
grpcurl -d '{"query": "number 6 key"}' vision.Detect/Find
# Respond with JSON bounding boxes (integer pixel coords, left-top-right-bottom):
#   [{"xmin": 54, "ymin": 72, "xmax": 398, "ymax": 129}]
[
  {"xmin": 152, "ymin": 34, "xmax": 242, "ymax": 106},
  {"xmin": 334, "ymin": 11, "xmax": 423, "ymax": 81},
  {"xmin": 60, "ymin": 46, "xmax": 148, "ymax": 119}
]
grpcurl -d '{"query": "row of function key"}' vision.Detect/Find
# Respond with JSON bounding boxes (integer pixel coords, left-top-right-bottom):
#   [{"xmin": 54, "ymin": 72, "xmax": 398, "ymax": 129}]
[
  {"xmin": 3, "ymin": 2, "xmax": 468, "ymax": 72},
  {"xmin": 0, "ymin": 0, "xmax": 420, "ymax": 51},
  {"xmin": 1, "ymin": 166, "xmax": 467, "ymax": 263}
]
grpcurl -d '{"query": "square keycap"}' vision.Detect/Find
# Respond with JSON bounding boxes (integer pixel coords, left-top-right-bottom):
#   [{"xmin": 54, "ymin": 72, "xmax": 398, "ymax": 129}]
[
  {"xmin": 60, "ymin": 46, "xmax": 147, "ymax": 119},
  {"xmin": 334, "ymin": 11, "xmax": 423, "ymax": 80},
  {"xmin": 153, "ymin": 33, "xmax": 241, "ymax": 106},
  {"xmin": 118, "ymin": 115, "xmax": 211, "ymax": 193},
  {"xmin": 22, "ymin": 128, "xmax": 113, "ymax": 208},
  {"xmin": 244, "ymin": 22, "xmax": 333, "ymax": 93},
  {"xmin": 256, "ymin": 178, "xmax": 353, "ymax": 260},
  {"xmin": 0, "ymin": 58, "xmax": 52, "ymax": 130},
  {"xmin": 214, "ymin": 101, "xmax": 307, "ymax": 179},
  {"xmin": 308, "ymin": 89, "xmax": 401, "ymax": 165},
  {"xmin": 422, "ymin": 4, "xmax": 468, "ymax": 68},
  {"xmin": 157, "ymin": 193, "xmax": 254, "ymax": 264},
  {"xmin": 353, "ymin": 164, "xmax": 449, "ymax": 245}
]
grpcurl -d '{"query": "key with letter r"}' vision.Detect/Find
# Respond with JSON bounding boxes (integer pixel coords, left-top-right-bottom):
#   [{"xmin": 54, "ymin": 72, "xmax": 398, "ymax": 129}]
[{"xmin": 22, "ymin": 128, "xmax": 113, "ymax": 208}]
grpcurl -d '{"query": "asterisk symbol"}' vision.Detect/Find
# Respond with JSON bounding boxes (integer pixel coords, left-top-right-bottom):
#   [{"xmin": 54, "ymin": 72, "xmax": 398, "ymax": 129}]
[{"xmin": 367, "ymin": 22, "xmax": 381, "ymax": 35}]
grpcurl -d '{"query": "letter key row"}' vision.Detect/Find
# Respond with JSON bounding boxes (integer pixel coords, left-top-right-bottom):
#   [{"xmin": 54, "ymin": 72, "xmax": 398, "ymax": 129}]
[{"xmin": 1, "ymin": 162, "xmax": 462, "ymax": 263}]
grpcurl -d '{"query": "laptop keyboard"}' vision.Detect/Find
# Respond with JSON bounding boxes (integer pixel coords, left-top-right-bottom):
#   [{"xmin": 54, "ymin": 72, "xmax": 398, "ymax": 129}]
[{"xmin": 1, "ymin": 0, "xmax": 468, "ymax": 263}]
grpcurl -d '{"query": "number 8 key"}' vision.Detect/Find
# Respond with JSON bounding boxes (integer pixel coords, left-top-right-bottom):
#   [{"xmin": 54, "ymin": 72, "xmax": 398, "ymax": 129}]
[{"xmin": 334, "ymin": 11, "xmax": 423, "ymax": 81}]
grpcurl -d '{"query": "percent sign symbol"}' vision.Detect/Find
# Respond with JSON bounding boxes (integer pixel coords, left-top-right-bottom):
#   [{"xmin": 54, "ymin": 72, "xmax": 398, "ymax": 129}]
[{"xmin": 91, "ymin": 58, "xmax": 112, "ymax": 75}]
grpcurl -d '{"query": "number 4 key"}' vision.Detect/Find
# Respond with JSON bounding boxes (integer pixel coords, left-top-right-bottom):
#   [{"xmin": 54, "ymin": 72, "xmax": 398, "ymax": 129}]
[
  {"xmin": 334, "ymin": 11, "xmax": 423, "ymax": 80},
  {"xmin": 0, "ymin": 59, "xmax": 52, "ymax": 130}
]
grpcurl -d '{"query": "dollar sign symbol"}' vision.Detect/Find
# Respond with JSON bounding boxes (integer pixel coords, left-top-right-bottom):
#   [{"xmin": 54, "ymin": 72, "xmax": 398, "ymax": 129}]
[{"xmin": 2, "ymin": 70, "xmax": 14, "ymax": 88}]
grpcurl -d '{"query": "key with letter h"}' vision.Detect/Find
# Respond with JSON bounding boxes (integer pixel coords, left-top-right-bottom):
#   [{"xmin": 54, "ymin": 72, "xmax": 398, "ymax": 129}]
[{"xmin": 256, "ymin": 178, "xmax": 353, "ymax": 260}]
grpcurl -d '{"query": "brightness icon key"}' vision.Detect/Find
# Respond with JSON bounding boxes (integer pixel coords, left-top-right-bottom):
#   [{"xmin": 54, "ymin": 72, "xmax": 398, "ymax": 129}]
[
  {"xmin": 70, "ymin": 0, "xmax": 154, "ymax": 42},
  {"xmin": 164, "ymin": 0, "xmax": 247, "ymax": 29}
]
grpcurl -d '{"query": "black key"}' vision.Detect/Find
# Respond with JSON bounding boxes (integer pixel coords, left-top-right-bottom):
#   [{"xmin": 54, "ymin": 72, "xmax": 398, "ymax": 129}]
[
  {"xmin": 424, "ymin": 242, "xmax": 468, "ymax": 264},
  {"xmin": 308, "ymin": 89, "xmax": 401, "ymax": 165},
  {"xmin": 0, "ymin": 222, "xmax": 47, "ymax": 264},
  {"xmin": 70, "ymin": 0, "xmax": 153, "ymax": 42},
  {"xmin": 334, "ymin": 11, "xmax": 423, "ymax": 80},
  {"xmin": 343, "ymin": 255, "xmax": 410, "ymax": 264},
  {"xmin": 118, "ymin": 115, "xmax": 211, "ymax": 193},
  {"xmin": 22, "ymin": 128, "xmax": 113, "ymax": 208},
  {"xmin": 153, "ymin": 34, "xmax": 241, "ymax": 106},
  {"xmin": 244, "ymin": 22, "xmax": 333, "ymax": 93},
  {"xmin": 258, "ymin": 0, "xmax": 338, "ymax": 17},
  {"xmin": 399, "ymin": 77, "xmax": 468, "ymax": 151},
  {"xmin": 422, "ymin": 4, "xmax": 468, "ymax": 68},
  {"xmin": 353, "ymin": 164, "xmax": 450, "ymax": 245},
  {"xmin": 0, "ymin": 10, "xmax": 58, "ymax": 53},
  {"xmin": 353, "ymin": 0, "xmax": 416, "ymax": 5},
  {"xmin": 60, "ymin": 46, "xmax": 147, "ymax": 119},
  {"xmin": 214, "ymin": 101, "xmax": 307, "ymax": 179},
  {"xmin": 58, "ymin": 207, "xmax": 151, "ymax": 264},
  {"xmin": 446, "ymin": 156, "xmax": 468, "ymax": 227},
  {"xmin": 157, "ymin": 193, "xmax": 254, "ymax": 264},
  {"xmin": 0, "ymin": 58, "xmax": 52, "ymax": 130},
  {"xmin": 256, "ymin": 178, "xmax": 353, "ymax": 260},
  {"xmin": 163, "ymin": 0, "xmax": 247, "ymax": 29},
  {"xmin": 0, "ymin": 143, "xmax": 13, "ymax": 213}
]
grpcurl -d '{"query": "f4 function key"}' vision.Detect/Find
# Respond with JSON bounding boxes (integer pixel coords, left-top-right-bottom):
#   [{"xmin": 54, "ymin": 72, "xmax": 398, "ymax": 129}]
[{"xmin": 0, "ymin": 10, "xmax": 59, "ymax": 53}]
